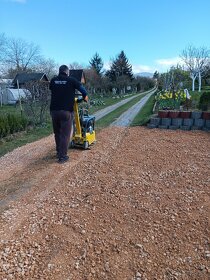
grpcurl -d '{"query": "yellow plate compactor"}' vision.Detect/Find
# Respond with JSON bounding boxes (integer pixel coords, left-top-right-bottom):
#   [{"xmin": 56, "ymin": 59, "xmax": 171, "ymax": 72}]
[{"xmin": 69, "ymin": 96, "xmax": 96, "ymax": 149}]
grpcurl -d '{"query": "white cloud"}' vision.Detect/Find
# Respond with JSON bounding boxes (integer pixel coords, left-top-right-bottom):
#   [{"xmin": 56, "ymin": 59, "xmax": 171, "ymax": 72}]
[
  {"xmin": 153, "ymin": 57, "xmax": 186, "ymax": 72},
  {"xmin": 132, "ymin": 64, "xmax": 154, "ymax": 74},
  {"xmin": 155, "ymin": 57, "xmax": 183, "ymax": 67}
]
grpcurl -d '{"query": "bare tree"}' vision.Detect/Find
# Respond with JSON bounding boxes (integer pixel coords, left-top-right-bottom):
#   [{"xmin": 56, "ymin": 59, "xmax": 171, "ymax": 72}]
[
  {"xmin": 34, "ymin": 58, "xmax": 58, "ymax": 79},
  {"xmin": 69, "ymin": 62, "xmax": 84, "ymax": 69},
  {"xmin": 0, "ymin": 33, "xmax": 6, "ymax": 58},
  {"xmin": 181, "ymin": 45, "xmax": 210, "ymax": 92},
  {"xmin": 3, "ymin": 37, "xmax": 41, "ymax": 72},
  {"xmin": 195, "ymin": 47, "xmax": 210, "ymax": 92},
  {"xmin": 24, "ymin": 81, "xmax": 50, "ymax": 125},
  {"xmin": 0, "ymin": 33, "xmax": 6, "ymax": 76},
  {"xmin": 181, "ymin": 45, "xmax": 198, "ymax": 91}
]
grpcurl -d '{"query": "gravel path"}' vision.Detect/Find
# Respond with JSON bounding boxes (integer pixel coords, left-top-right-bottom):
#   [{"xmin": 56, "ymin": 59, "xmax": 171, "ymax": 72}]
[
  {"xmin": 0, "ymin": 127, "xmax": 209, "ymax": 279},
  {"xmin": 94, "ymin": 88, "xmax": 155, "ymax": 121},
  {"xmin": 110, "ymin": 88, "xmax": 156, "ymax": 126}
]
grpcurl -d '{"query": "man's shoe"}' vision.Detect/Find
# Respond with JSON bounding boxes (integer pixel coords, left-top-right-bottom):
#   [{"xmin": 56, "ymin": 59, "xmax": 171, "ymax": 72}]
[{"xmin": 58, "ymin": 155, "xmax": 69, "ymax": 164}]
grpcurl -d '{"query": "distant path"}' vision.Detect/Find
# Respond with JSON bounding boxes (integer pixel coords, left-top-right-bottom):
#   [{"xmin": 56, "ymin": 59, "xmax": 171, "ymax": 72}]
[
  {"xmin": 110, "ymin": 88, "xmax": 156, "ymax": 126},
  {"xmin": 94, "ymin": 88, "xmax": 155, "ymax": 121}
]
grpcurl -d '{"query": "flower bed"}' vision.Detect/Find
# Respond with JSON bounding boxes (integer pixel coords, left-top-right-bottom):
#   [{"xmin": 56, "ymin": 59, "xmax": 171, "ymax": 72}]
[{"xmin": 156, "ymin": 90, "xmax": 187, "ymax": 110}]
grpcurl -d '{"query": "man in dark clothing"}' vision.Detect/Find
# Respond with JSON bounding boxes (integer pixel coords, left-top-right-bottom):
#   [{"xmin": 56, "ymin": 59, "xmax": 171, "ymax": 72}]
[{"xmin": 49, "ymin": 65, "xmax": 88, "ymax": 163}]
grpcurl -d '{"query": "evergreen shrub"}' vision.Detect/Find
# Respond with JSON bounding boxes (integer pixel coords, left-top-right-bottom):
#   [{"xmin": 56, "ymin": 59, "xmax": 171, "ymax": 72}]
[{"xmin": 0, "ymin": 113, "xmax": 28, "ymax": 138}]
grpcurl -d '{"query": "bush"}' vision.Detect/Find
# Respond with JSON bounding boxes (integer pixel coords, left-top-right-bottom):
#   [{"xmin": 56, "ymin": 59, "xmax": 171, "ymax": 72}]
[
  {"xmin": 199, "ymin": 91, "xmax": 210, "ymax": 111},
  {"xmin": 0, "ymin": 116, "xmax": 10, "ymax": 137},
  {"xmin": 0, "ymin": 113, "xmax": 28, "ymax": 138}
]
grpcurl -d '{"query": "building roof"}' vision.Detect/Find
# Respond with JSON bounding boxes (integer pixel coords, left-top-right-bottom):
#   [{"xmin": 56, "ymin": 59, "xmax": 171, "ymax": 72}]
[
  {"xmin": 69, "ymin": 69, "xmax": 86, "ymax": 84},
  {"xmin": 12, "ymin": 72, "xmax": 49, "ymax": 86}
]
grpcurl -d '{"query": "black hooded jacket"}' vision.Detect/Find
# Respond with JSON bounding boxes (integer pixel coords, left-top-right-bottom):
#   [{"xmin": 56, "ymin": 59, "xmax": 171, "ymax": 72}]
[{"xmin": 49, "ymin": 72, "xmax": 87, "ymax": 112}]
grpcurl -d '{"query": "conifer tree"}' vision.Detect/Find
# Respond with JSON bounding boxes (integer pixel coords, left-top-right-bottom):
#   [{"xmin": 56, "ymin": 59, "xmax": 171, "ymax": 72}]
[
  {"xmin": 89, "ymin": 52, "xmax": 103, "ymax": 77},
  {"xmin": 106, "ymin": 51, "xmax": 133, "ymax": 81}
]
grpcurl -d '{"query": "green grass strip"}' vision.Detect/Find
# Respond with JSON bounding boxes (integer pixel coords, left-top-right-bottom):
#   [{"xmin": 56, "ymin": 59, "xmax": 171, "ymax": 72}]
[
  {"xmin": 131, "ymin": 94, "xmax": 156, "ymax": 126},
  {"xmin": 95, "ymin": 93, "xmax": 147, "ymax": 129},
  {"xmin": 89, "ymin": 92, "xmax": 143, "ymax": 114}
]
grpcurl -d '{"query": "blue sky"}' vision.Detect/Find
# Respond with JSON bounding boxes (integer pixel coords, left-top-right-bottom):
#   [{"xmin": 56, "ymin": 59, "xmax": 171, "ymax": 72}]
[{"xmin": 1, "ymin": 0, "xmax": 210, "ymax": 73}]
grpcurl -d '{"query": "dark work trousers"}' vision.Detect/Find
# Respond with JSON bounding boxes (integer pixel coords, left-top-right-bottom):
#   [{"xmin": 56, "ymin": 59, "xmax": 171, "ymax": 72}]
[{"xmin": 51, "ymin": 110, "xmax": 74, "ymax": 158}]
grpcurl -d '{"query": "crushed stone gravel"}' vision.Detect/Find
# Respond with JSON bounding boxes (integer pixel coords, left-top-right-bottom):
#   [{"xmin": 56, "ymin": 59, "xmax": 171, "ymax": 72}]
[{"xmin": 0, "ymin": 127, "xmax": 210, "ymax": 280}]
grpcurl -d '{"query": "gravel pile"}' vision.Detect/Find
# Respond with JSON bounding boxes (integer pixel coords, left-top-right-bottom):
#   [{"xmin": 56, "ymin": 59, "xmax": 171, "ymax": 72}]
[{"xmin": 0, "ymin": 127, "xmax": 209, "ymax": 279}]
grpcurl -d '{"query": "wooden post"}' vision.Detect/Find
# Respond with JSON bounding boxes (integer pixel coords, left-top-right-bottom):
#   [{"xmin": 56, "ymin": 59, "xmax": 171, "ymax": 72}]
[
  {"xmin": 0, "ymin": 86, "xmax": 2, "ymax": 107},
  {"xmin": 17, "ymin": 79, "xmax": 23, "ymax": 115}
]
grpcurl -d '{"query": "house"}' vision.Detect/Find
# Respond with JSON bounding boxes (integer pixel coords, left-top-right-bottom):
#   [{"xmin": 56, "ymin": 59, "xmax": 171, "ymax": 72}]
[
  {"xmin": 69, "ymin": 69, "xmax": 86, "ymax": 84},
  {"xmin": 12, "ymin": 72, "xmax": 49, "ymax": 88},
  {"xmin": 1, "ymin": 88, "xmax": 30, "ymax": 105}
]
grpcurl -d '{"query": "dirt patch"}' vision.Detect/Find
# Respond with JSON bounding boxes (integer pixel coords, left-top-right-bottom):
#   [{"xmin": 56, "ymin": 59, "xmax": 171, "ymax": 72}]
[{"xmin": 0, "ymin": 127, "xmax": 210, "ymax": 279}]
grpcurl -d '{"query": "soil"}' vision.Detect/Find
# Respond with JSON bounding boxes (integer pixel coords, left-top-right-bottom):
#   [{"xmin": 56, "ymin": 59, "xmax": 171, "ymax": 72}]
[{"xmin": 0, "ymin": 127, "xmax": 210, "ymax": 280}]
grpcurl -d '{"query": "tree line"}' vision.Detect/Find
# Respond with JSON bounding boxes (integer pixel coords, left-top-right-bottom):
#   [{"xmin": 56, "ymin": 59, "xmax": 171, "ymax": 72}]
[
  {"xmin": 1, "ymin": 33, "xmax": 210, "ymax": 95},
  {"xmin": 0, "ymin": 33, "xmax": 155, "ymax": 96}
]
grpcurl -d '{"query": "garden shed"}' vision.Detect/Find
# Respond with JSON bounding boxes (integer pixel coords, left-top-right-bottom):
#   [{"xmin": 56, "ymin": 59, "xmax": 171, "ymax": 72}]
[
  {"xmin": 69, "ymin": 69, "xmax": 86, "ymax": 84},
  {"xmin": 12, "ymin": 72, "xmax": 49, "ymax": 88}
]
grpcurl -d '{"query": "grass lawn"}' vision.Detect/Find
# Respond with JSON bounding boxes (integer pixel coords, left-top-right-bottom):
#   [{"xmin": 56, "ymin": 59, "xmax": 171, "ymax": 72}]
[{"xmin": 0, "ymin": 104, "xmax": 23, "ymax": 115}]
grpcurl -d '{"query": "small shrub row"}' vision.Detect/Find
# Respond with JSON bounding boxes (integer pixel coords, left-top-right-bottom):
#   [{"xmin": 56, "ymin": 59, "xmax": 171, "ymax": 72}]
[
  {"xmin": 0, "ymin": 113, "xmax": 28, "ymax": 138},
  {"xmin": 199, "ymin": 91, "xmax": 210, "ymax": 111}
]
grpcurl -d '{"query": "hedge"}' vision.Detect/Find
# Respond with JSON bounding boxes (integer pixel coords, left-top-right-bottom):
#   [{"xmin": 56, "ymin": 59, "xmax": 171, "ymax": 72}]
[
  {"xmin": 199, "ymin": 91, "xmax": 210, "ymax": 111},
  {"xmin": 0, "ymin": 113, "xmax": 28, "ymax": 138}
]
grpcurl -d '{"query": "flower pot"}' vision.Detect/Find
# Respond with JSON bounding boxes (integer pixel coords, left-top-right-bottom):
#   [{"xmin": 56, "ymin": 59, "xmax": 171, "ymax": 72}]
[
  {"xmin": 168, "ymin": 111, "xmax": 180, "ymax": 118},
  {"xmin": 202, "ymin": 111, "xmax": 210, "ymax": 120},
  {"xmin": 158, "ymin": 110, "xmax": 169, "ymax": 118},
  {"xmin": 179, "ymin": 111, "xmax": 191, "ymax": 119}
]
